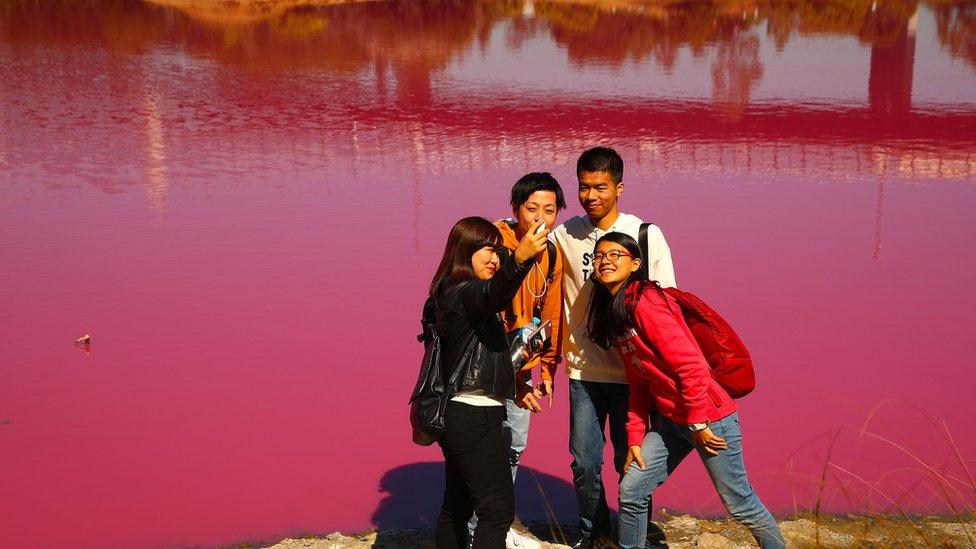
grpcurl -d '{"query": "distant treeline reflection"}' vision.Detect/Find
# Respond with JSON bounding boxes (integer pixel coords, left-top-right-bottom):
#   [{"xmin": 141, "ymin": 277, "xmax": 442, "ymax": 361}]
[{"xmin": 1, "ymin": 0, "xmax": 973, "ymax": 73}]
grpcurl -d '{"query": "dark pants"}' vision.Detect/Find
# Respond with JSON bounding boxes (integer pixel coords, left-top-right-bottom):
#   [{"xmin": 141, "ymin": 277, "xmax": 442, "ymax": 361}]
[{"xmin": 436, "ymin": 401, "xmax": 514, "ymax": 549}]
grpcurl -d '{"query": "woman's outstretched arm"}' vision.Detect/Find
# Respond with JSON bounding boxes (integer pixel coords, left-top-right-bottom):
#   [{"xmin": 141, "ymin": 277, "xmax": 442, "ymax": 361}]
[
  {"xmin": 456, "ymin": 219, "xmax": 551, "ymax": 318},
  {"xmin": 456, "ymin": 254, "xmax": 533, "ymax": 317}
]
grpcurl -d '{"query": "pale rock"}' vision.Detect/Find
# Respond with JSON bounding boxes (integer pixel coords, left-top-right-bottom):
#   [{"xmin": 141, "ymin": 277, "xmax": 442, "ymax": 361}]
[
  {"xmin": 665, "ymin": 542, "xmax": 698, "ymax": 549},
  {"xmin": 319, "ymin": 531, "xmax": 360, "ymax": 548},
  {"xmin": 779, "ymin": 518, "xmax": 855, "ymax": 548},
  {"xmin": 929, "ymin": 522, "xmax": 976, "ymax": 545},
  {"xmin": 669, "ymin": 514, "xmax": 704, "ymax": 535},
  {"xmin": 695, "ymin": 532, "xmax": 732, "ymax": 548}
]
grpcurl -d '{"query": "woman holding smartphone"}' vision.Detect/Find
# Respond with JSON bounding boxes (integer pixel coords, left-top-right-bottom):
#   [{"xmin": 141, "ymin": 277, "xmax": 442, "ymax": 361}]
[
  {"xmin": 585, "ymin": 232, "xmax": 785, "ymax": 549},
  {"xmin": 428, "ymin": 216, "xmax": 548, "ymax": 549}
]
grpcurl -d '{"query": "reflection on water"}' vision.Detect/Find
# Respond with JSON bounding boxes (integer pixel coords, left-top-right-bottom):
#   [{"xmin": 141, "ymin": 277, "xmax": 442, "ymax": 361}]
[
  {"xmin": 3, "ymin": 0, "xmax": 974, "ymax": 193},
  {"xmin": 143, "ymin": 89, "xmax": 168, "ymax": 215},
  {"xmin": 932, "ymin": 0, "xmax": 976, "ymax": 68},
  {"xmin": 1, "ymin": 1, "xmax": 975, "ymax": 548}
]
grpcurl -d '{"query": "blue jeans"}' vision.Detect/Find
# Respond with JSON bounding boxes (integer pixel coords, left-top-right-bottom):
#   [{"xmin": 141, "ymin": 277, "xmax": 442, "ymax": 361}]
[
  {"xmin": 468, "ymin": 398, "xmax": 531, "ymax": 538},
  {"xmin": 568, "ymin": 379, "xmax": 632, "ymax": 539},
  {"xmin": 617, "ymin": 412, "xmax": 785, "ymax": 549}
]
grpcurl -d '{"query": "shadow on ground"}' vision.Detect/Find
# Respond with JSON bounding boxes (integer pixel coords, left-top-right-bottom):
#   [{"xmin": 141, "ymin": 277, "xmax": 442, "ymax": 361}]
[{"xmin": 371, "ymin": 461, "xmax": 578, "ymax": 547}]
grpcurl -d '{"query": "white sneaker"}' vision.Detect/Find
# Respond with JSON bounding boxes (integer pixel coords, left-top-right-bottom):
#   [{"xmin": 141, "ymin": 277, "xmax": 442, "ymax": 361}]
[{"xmin": 506, "ymin": 528, "xmax": 542, "ymax": 549}]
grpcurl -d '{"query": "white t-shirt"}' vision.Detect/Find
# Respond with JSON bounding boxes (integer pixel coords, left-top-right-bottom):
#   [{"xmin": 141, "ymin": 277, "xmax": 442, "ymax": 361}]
[{"xmin": 551, "ymin": 213, "xmax": 676, "ymax": 383}]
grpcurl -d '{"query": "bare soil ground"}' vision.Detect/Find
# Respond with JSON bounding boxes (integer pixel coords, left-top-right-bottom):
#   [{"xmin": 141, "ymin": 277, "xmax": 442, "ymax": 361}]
[{"xmin": 253, "ymin": 513, "xmax": 976, "ymax": 548}]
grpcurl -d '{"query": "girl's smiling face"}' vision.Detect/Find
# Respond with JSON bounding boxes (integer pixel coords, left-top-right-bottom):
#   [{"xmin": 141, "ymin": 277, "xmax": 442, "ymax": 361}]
[
  {"xmin": 592, "ymin": 240, "xmax": 641, "ymax": 294},
  {"xmin": 471, "ymin": 245, "xmax": 500, "ymax": 280}
]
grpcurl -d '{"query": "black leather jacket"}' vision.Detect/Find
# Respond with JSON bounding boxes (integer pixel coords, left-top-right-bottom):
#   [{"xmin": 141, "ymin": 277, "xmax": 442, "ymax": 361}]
[{"xmin": 434, "ymin": 255, "xmax": 533, "ymax": 400}]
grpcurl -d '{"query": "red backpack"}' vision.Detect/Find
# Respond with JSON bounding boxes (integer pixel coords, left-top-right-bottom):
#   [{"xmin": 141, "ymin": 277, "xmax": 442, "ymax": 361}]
[{"xmin": 639, "ymin": 224, "xmax": 756, "ymax": 398}]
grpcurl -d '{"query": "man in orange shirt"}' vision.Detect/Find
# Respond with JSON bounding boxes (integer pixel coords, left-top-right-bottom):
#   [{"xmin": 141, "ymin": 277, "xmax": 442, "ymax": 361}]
[{"xmin": 496, "ymin": 172, "xmax": 565, "ymax": 411}]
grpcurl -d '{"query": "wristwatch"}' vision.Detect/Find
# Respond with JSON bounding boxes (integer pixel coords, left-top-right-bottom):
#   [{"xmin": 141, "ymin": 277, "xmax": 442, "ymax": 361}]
[{"xmin": 689, "ymin": 423, "xmax": 709, "ymax": 432}]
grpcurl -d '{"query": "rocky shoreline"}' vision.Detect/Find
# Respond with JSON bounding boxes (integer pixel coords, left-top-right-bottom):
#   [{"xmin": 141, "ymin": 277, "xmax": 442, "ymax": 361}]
[{"xmin": 257, "ymin": 513, "xmax": 976, "ymax": 548}]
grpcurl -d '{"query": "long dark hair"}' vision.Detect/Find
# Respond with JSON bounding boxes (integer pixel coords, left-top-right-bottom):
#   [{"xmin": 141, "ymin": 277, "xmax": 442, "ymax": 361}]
[
  {"xmin": 586, "ymin": 232, "xmax": 652, "ymax": 349},
  {"xmin": 429, "ymin": 216, "xmax": 503, "ymax": 298}
]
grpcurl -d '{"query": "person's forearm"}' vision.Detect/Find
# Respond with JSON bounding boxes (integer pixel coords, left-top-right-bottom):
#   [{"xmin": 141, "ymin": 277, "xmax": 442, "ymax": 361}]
[
  {"xmin": 626, "ymin": 408, "xmax": 650, "ymax": 447},
  {"xmin": 539, "ymin": 359, "xmax": 557, "ymax": 381},
  {"xmin": 626, "ymin": 371, "xmax": 653, "ymax": 446},
  {"xmin": 459, "ymin": 254, "xmax": 532, "ymax": 317}
]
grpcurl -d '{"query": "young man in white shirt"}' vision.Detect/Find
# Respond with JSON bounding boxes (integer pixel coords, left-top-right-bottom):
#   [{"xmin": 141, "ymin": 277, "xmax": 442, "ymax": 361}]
[{"xmin": 550, "ymin": 147, "xmax": 675, "ymax": 548}]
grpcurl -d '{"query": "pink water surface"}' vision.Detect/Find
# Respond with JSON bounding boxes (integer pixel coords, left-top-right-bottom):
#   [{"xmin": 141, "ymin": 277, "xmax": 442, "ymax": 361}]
[{"xmin": 2, "ymin": 1, "xmax": 976, "ymax": 547}]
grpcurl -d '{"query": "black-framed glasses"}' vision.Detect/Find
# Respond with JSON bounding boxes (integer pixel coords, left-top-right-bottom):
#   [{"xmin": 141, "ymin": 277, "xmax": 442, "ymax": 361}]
[{"xmin": 593, "ymin": 250, "xmax": 634, "ymax": 263}]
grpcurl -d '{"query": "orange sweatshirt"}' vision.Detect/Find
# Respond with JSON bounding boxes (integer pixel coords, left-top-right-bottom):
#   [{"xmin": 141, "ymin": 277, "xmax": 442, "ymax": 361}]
[{"xmin": 495, "ymin": 219, "xmax": 564, "ymax": 381}]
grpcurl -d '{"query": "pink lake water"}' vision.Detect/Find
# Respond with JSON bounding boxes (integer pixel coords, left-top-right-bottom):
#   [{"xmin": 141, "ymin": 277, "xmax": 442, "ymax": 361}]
[{"xmin": 2, "ymin": 1, "xmax": 976, "ymax": 547}]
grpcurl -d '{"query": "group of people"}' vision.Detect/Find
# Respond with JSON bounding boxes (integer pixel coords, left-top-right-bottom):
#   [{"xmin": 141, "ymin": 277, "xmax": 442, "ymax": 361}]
[{"xmin": 424, "ymin": 147, "xmax": 785, "ymax": 549}]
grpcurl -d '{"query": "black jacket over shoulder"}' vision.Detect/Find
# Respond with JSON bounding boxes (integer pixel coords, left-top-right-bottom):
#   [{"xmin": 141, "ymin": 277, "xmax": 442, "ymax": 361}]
[{"xmin": 434, "ymin": 255, "xmax": 533, "ymax": 400}]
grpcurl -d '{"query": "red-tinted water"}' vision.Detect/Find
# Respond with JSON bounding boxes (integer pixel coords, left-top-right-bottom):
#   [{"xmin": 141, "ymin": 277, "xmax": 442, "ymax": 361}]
[{"xmin": 2, "ymin": 1, "xmax": 975, "ymax": 547}]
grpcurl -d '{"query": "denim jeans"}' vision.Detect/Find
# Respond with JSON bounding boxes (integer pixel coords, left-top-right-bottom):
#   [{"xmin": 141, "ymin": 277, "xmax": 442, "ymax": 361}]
[
  {"xmin": 617, "ymin": 412, "xmax": 785, "ymax": 549},
  {"xmin": 467, "ymin": 398, "xmax": 531, "ymax": 539},
  {"xmin": 568, "ymin": 379, "xmax": 632, "ymax": 539}
]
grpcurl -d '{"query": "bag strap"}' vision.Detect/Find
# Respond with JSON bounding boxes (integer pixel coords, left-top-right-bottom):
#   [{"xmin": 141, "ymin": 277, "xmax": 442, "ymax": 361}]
[
  {"xmin": 545, "ymin": 240, "xmax": 557, "ymax": 283},
  {"xmin": 638, "ymin": 222, "xmax": 653, "ymax": 281},
  {"xmin": 639, "ymin": 222, "xmax": 675, "ymax": 314},
  {"xmin": 417, "ymin": 296, "xmax": 437, "ymax": 343},
  {"xmin": 443, "ymin": 328, "xmax": 481, "ymax": 399}
]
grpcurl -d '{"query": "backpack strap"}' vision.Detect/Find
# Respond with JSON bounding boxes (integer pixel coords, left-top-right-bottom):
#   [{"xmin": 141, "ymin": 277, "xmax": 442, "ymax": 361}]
[
  {"xmin": 638, "ymin": 222, "xmax": 653, "ymax": 281},
  {"xmin": 545, "ymin": 239, "xmax": 557, "ymax": 283}
]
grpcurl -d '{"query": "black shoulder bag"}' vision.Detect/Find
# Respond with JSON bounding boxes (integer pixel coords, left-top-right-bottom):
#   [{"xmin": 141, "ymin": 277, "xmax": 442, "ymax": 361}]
[{"xmin": 408, "ymin": 297, "xmax": 471, "ymax": 446}]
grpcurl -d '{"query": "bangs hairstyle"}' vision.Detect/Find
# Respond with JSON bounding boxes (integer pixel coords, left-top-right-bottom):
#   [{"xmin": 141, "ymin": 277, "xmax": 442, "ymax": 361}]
[
  {"xmin": 586, "ymin": 232, "xmax": 653, "ymax": 349},
  {"xmin": 429, "ymin": 216, "xmax": 503, "ymax": 297},
  {"xmin": 510, "ymin": 172, "xmax": 567, "ymax": 211},
  {"xmin": 577, "ymin": 146, "xmax": 623, "ymax": 184}
]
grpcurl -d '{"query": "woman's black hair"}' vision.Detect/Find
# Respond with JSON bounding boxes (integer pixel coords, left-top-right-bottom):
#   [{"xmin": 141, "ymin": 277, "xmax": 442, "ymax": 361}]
[
  {"xmin": 586, "ymin": 232, "xmax": 652, "ymax": 349},
  {"xmin": 428, "ymin": 216, "xmax": 503, "ymax": 298}
]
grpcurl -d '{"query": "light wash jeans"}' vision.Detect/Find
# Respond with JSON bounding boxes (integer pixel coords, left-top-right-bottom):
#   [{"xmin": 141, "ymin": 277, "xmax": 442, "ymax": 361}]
[
  {"xmin": 467, "ymin": 398, "xmax": 531, "ymax": 538},
  {"xmin": 617, "ymin": 412, "xmax": 785, "ymax": 549}
]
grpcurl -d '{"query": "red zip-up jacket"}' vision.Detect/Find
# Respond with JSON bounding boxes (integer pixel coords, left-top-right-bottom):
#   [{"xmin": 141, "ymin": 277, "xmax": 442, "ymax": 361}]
[{"xmin": 617, "ymin": 284, "xmax": 737, "ymax": 447}]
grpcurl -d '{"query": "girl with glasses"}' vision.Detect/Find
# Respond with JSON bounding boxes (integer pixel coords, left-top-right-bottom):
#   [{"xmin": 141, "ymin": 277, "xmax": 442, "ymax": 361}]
[{"xmin": 585, "ymin": 232, "xmax": 785, "ymax": 549}]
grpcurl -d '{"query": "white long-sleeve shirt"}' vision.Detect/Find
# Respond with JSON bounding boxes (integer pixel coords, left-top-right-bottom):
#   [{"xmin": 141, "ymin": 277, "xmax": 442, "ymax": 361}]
[{"xmin": 551, "ymin": 213, "xmax": 676, "ymax": 383}]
